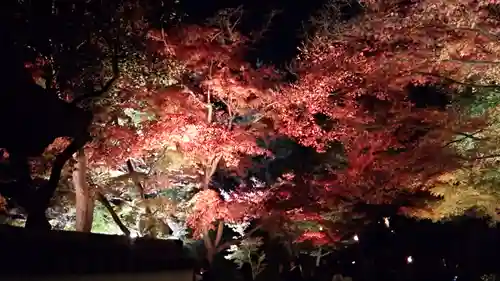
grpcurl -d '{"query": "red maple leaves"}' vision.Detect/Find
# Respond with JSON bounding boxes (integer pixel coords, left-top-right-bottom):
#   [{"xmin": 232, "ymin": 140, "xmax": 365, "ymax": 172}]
[
  {"xmin": 187, "ymin": 189, "xmax": 268, "ymax": 238},
  {"xmin": 268, "ymin": 0, "xmax": 500, "ymax": 209},
  {"xmin": 295, "ymin": 231, "xmax": 341, "ymax": 246},
  {"xmin": 79, "ymin": 0, "xmax": 500, "ymax": 245},
  {"xmin": 88, "ymin": 25, "xmax": 277, "ymax": 170}
]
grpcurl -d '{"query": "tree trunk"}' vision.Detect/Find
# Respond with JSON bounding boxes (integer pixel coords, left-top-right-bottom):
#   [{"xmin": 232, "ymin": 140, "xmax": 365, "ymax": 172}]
[{"xmin": 73, "ymin": 149, "xmax": 94, "ymax": 232}]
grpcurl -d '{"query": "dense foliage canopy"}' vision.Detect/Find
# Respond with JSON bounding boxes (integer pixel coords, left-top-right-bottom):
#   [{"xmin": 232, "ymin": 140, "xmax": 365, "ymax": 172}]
[{"xmin": 1, "ymin": 0, "xmax": 500, "ymax": 278}]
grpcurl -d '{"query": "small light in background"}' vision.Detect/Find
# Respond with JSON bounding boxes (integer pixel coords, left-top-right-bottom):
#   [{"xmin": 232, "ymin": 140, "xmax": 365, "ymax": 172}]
[
  {"xmin": 383, "ymin": 217, "xmax": 390, "ymax": 228},
  {"xmin": 353, "ymin": 234, "xmax": 359, "ymax": 241},
  {"xmin": 406, "ymin": 256, "xmax": 413, "ymax": 264},
  {"xmin": 351, "ymin": 261, "xmax": 356, "ymax": 264}
]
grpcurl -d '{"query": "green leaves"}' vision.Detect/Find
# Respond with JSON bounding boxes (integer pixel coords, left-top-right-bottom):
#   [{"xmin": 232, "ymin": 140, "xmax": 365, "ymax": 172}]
[
  {"xmin": 458, "ymin": 88, "xmax": 500, "ymax": 117},
  {"xmin": 224, "ymin": 237, "xmax": 267, "ymax": 279}
]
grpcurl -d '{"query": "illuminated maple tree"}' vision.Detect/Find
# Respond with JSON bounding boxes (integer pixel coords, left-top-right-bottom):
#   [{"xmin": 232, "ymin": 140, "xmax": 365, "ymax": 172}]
[
  {"xmin": 87, "ymin": 24, "xmax": 279, "ymax": 169},
  {"xmin": 0, "ymin": 0, "xmax": 168, "ymax": 231},
  {"xmin": 102, "ymin": 0, "xmax": 500, "ymax": 248},
  {"xmin": 74, "ymin": 22, "xmax": 281, "ymax": 259},
  {"xmin": 7, "ymin": 0, "xmax": 500, "ymax": 253},
  {"xmin": 257, "ymin": 0, "xmax": 500, "ymax": 239}
]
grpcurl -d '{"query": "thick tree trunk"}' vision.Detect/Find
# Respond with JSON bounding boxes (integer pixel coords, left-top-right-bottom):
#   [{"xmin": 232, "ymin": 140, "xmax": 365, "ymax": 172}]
[{"xmin": 73, "ymin": 149, "xmax": 94, "ymax": 232}]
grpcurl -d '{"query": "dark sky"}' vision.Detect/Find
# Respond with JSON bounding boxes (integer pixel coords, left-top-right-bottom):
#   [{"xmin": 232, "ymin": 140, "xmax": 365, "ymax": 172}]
[{"xmin": 175, "ymin": 0, "xmax": 330, "ymax": 65}]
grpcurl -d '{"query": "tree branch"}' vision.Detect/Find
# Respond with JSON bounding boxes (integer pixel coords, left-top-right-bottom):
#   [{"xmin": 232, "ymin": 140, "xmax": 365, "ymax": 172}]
[
  {"xmin": 443, "ymin": 129, "xmax": 486, "ymax": 147},
  {"xmin": 96, "ymin": 191, "xmax": 131, "ymax": 236},
  {"xmin": 214, "ymin": 221, "xmax": 224, "ymax": 247},
  {"xmin": 202, "ymin": 228, "xmax": 215, "ymax": 263},
  {"xmin": 218, "ymin": 97, "xmax": 234, "ymax": 130},
  {"xmin": 204, "ymin": 154, "xmax": 222, "ymax": 190},
  {"xmin": 415, "ymin": 72, "xmax": 500, "ymax": 89},
  {"xmin": 250, "ymin": 9, "xmax": 281, "ymax": 43},
  {"xmin": 216, "ymin": 224, "xmax": 262, "ymax": 252},
  {"xmin": 126, "ymin": 159, "xmax": 161, "ymax": 236},
  {"xmin": 206, "ymin": 60, "xmax": 214, "ymax": 124},
  {"xmin": 452, "ymin": 131, "xmax": 486, "ymax": 141},
  {"xmin": 34, "ymin": 133, "xmax": 92, "ymax": 222},
  {"xmin": 126, "ymin": 160, "xmax": 146, "ymax": 199}
]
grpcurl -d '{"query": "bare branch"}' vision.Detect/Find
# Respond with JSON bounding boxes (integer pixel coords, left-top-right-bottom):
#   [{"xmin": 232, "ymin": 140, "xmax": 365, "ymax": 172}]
[
  {"xmin": 452, "ymin": 131, "xmax": 486, "ymax": 141},
  {"xmin": 207, "ymin": 5, "xmax": 244, "ymax": 42},
  {"xmin": 96, "ymin": 191, "xmax": 130, "ymax": 236},
  {"xmin": 443, "ymin": 129, "xmax": 486, "ymax": 147},
  {"xmin": 251, "ymin": 10, "xmax": 281, "ymax": 42}
]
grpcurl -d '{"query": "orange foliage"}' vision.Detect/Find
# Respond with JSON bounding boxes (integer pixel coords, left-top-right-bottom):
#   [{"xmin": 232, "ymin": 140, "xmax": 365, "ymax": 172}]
[
  {"xmin": 29, "ymin": 137, "xmax": 72, "ymax": 176},
  {"xmin": 88, "ymin": 26, "xmax": 277, "ymax": 169},
  {"xmin": 186, "ymin": 189, "xmax": 268, "ymax": 238},
  {"xmin": 81, "ymin": 0, "xmax": 500, "ymax": 243},
  {"xmin": 147, "ymin": 26, "xmax": 279, "ymax": 114},
  {"xmin": 268, "ymin": 0, "xmax": 500, "ymax": 208},
  {"xmin": 295, "ymin": 231, "xmax": 340, "ymax": 246}
]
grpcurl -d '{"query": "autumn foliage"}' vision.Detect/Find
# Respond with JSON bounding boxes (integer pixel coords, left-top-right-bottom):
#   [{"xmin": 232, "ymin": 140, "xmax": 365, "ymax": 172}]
[
  {"xmin": 9, "ymin": 0, "xmax": 500, "ymax": 247},
  {"xmin": 86, "ymin": 25, "xmax": 279, "ymax": 170},
  {"xmin": 269, "ymin": 0, "xmax": 500, "ymax": 207},
  {"xmin": 83, "ymin": 0, "xmax": 500, "ymax": 244},
  {"xmin": 255, "ymin": 0, "xmax": 500, "ymax": 239}
]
